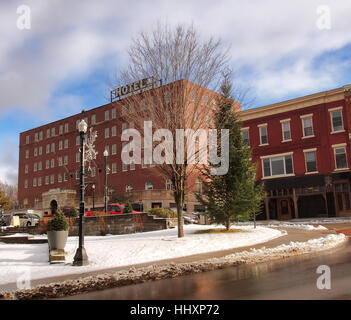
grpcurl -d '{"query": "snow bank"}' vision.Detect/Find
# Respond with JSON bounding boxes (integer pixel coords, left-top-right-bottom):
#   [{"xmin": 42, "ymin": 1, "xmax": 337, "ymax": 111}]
[
  {"xmin": 0, "ymin": 225, "xmax": 283, "ymax": 286},
  {"xmin": 265, "ymin": 224, "xmax": 328, "ymax": 230},
  {"xmin": 1, "ymin": 233, "xmax": 346, "ymax": 300}
]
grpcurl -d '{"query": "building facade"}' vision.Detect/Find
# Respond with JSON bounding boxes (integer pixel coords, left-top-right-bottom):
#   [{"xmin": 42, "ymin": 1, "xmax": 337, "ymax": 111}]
[
  {"xmin": 18, "ymin": 80, "xmax": 351, "ymax": 219},
  {"xmin": 240, "ymin": 84, "xmax": 351, "ymax": 219}
]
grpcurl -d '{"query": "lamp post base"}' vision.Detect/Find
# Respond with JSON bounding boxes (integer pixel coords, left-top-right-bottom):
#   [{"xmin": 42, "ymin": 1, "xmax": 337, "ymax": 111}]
[{"xmin": 73, "ymin": 247, "xmax": 89, "ymax": 266}]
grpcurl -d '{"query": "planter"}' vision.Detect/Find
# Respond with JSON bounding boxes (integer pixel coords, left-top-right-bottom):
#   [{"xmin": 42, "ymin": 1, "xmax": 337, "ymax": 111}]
[{"xmin": 47, "ymin": 230, "xmax": 68, "ymax": 250}]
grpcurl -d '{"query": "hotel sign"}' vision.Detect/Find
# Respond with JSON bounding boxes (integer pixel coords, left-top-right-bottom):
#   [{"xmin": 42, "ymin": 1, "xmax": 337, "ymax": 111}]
[{"xmin": 110, "ymin": 77, "xmax": 161, "ymax": 102}]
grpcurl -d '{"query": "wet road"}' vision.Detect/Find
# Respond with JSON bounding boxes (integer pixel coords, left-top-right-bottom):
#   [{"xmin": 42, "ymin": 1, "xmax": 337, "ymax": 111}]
[{"xmin": 65, "ymin": 238, "xmax": 351, "ymax": 300}]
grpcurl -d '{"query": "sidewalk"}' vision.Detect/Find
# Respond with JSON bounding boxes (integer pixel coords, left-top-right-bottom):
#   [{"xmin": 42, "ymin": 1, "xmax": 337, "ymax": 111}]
[{"xmin": 1, "ymin": 224, "xmax": 346, "ymax": 293}]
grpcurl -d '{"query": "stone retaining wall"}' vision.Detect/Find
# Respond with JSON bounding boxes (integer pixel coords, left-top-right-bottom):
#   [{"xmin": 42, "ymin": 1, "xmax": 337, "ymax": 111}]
[{"xmin": 35, "ymin": 213, "xmax": 177, "ymax": 236}]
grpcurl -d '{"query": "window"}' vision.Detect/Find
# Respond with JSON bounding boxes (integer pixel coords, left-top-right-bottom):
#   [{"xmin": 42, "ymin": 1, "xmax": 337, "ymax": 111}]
[
  {"xmin": 59, "ymin": 125, "xmax": 63, "ymax": 135},
  {"xmin": 34, "ymin": 148, "xmax": 38, "ymax": 157},
  {"xmin": 58, "ymin": 157, "xmax": 62, "ymax": 166},
  {"xmin": 33, "ymin": 178, "xmax": 37, "ymax": 187},
  {"xmin": 58, "ymin": 174, "xmax": 62, "ymax": 183},
  {"xmin": 64, "ymin": 172, "xmax": 68, "ymax": 181},
  {"xmin": 130, "ymin": 121, "xmax": 134, "ymax": 129},
  {"xmin": 112, "ymin": 144, "xmax": 117, "ymax": 155},
  {"xmin": 122, "ymin": 163, "xmax": 128, "ymax": 171},
  {"xmin": 105, "ymin": 110, "xmax": 109, "ymax": 121},
  {"xmin": 25, "ymin": 135, "xmax": 29, "ymax": 144},
  {"xmin": 262, "ymin": 153, "xmax": 294, "ymax": 178},
  {"xmin": 333, "ymin": 145, "xmax": 348, "ymax": 170},
  {"xmin": 130, "ymin": 161, "xmax": 135, "ymax": 170},
  {"xmin": 76, "ymin": 152, "xmax": 80, "ymax": 163},
  {"xmin": 330, "ymin": 108, "xmax": 344, "ymax": 132},
  {"xmin": 76, "ymin": 136, "xmax": 80, "ymax": 146},
  {"xmin": 281, "ymin": 119, "xmax": 291, "ymax": 141},
  {"xmin": 334, "ymin": 182, "xmax": 351, "ymax": 212},
  {"xmin": 76, "ymin": 120, "xmax": 80, "ymax": 129},
  {"xmin": 35, "ymin": 133, "xmax": 38, "ymax": 142},
  {"xmin": 38, "ymin": 161, "xmax": 42, "ymax": 170},
  {"xmin": 50, "ymin": 175, "xmax": 54, "ymax": 184},
  {"xmin": 46, "ymin": 144, "xmax": 50, "ymax": 154},
  {"xmin": 304, "ymin": 150, "xmax": 317, "ymax": 173},
  {"xmin": 46, "ymin": 129, "xmax": 50, "ymax": 138},
  {"xmin": 112, "ymin": 162, "xmax": 117, "ymax": 173},
  {"xmin": 38, "ymin": 177, "xmax": 42, "ymax": 186},
  {"xmin": 241, "ymin": 128, "xmax": 250, "ymax": 146},
  {"xmin": 25, "ymin": 164, "xmax": 28, "ymax": 174},
  {"xmin": 145, "ymin": 181, "xmax": 153, "ymax": 190},
  {"xmin": 24, "ymin": 180, "xmax": 28, "ymax": 188},
  {"xmin": 64, "ymin": 123, "xmax": 69, "ymax": 133},
  {"xmin": 76, "ymin": 171, "xmax": 79, "ymax": 180},
  {"xmin": 112, "ymin": 126, "xmax": 116, "ymax": 137},
  {"xmin": 39, "ymin": 146, "xmax": 42, "ymax": 155},
  {"xmin": 46, "ymin": 160, "xmax": 50, "ymax": 169},
  {"xmin": 59, "ymin": 140, "xmax": 63, "ymax": 150},
  {"xmin": 195, "ymin": 178, "xmax": 202, "ymax": 193},
  {"xmin": 64, "ymin": 139, "xmax": 68, "ymax": 149},
  {"xmin": 166, "ymin": 179, "xmax": 173, "ymax": 190},
  {"xmin": 111, "ymin": 108, "xmax": 116, "ymax": 119},
  {"xmin": 51, "ymin": 159, "xmax": 55, "ymax": 168},
  {"xmin": 51, "ymin": 127, "xmax": 55, "ymax": 136},
  {"xmin": 64, "ymin": 155, "xmax": 68, "ymax": 165},
  {"xmin": 25, "ymin": 150, "xmax": 29, "ymax": 159},
  {"xmin": 91, "ymin": 114, "xmax": 96, "ymax": 125},
  {"xmin": 122, "ymin": 123, "xmax": 127, "ymax": 132},
  {"xmin": 45, "ymin": 176, "xmax": 49, "ymax": 185},
  {"xmin": 39, "ymin": 131, "xmax": 43, "ymax": 140},
  {"xmin": 105, "ymin": 128, "xmax": 109, "ymax": 138},
  {"xmin": 105, "ymin": 145, "xmax": 109, "ymax": 154},
  {"xmin": 301, "ymin": 115, "xmax": 314, "ymax": 137},
  {"xmin": 259, "ymin": 125, "xmax": 268, "ymax": 145},
  {"xmin": 51, "ymin": 143, "xmax": 55, "ymax": 152},
  {"xmin": 34, "ymin": 163, "xmax": 37, "ymax": 172}
]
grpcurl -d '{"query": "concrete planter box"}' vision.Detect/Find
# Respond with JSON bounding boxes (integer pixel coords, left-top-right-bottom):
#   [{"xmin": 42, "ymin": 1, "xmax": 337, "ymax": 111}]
[{"xmin": 47, "ymin": 230, "xmax": 68, "ymax": 250}]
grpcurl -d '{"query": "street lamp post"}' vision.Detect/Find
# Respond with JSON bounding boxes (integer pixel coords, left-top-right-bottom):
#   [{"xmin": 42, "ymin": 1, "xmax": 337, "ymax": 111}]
[
  {"xmin": 73, "ymin": 119, "xmax": 89, "ymax": 266},
  {"xmin": 92, "ymin": 184, "xmax": 95, "ymax": 210},
  {"xmin": 104, "ymin": 149, "xmax": 109, "ymax": 213}
]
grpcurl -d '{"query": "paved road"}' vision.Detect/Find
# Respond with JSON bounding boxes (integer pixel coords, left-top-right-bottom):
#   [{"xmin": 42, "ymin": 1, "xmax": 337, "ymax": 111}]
[{"xmin": 65, "ymin": 237, "xmax": 351, "ymax": 300}]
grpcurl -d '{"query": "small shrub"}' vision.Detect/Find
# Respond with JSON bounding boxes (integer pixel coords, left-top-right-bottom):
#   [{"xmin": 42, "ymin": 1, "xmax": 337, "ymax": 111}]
[
  {"xmin": 68, "ymin": 206, "xmax": 78, "ymax": 218},
  {"xmin": 124, "ymin": 201, "xmax": 133, "ymax": 214},
  {"xmin": 48, "ymin": 210, "xmax": 69, "ymax": 231},
  {"xmin": 147, "ymin": 208, "xmax": 177, "ymax": 218}
]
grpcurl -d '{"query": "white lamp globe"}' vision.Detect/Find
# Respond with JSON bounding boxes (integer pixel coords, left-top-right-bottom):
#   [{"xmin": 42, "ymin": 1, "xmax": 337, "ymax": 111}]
[{"xmin": 78, "ymin": 119, "xmax": 88, "ymax": 133}]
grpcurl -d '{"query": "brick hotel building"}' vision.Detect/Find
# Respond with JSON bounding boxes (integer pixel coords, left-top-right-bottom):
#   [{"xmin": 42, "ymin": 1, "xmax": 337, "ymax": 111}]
[{"xmin": 18, "ymin": 81, "xmax": 351, "ymax": 220}]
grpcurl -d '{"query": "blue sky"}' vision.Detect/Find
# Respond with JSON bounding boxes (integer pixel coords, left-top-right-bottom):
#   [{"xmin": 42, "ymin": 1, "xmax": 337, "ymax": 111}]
[{"xmin": 1, "ymin": 0, "xmax": 351, "ymax": 185}]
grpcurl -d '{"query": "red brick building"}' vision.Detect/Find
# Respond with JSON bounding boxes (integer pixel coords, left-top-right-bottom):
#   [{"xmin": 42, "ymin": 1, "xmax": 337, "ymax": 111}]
[
  {"xmin": 18, "ymin": 80, "xmax": 351, "ymax": 219},
  {"xmin": 240, "ymin": 84, "xmax": 351, "ymax": 219}
]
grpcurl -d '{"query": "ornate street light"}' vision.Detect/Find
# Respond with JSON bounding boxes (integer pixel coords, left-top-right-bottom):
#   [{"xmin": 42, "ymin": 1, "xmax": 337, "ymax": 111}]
[
  {"xmin": 73, "ymin": 119, "xmax": 89, "ymax": 266},
  {"xmin": 104, "ymin": 149, "xmax": 109, "ymax": 214}
]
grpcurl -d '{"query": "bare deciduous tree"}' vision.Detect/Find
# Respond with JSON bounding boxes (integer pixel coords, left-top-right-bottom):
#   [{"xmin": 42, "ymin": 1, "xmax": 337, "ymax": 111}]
[{"xmin": 112, "ymin": 23, "xmax": 229, "ymax": 237}]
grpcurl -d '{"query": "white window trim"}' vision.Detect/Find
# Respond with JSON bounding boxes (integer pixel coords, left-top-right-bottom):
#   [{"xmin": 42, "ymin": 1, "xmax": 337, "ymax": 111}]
[
  {"xmin": 329, "ymin": 107, "xmax": 345, "ymax": 134},
  {"xmin": 300, "ymin": 115, "xmax": 314, "ymax": 138},
  {"xmin": 333, "ymin": 145, "xmax": 349, "ymax": 171},
  {"xmin": 303, "ymin": 149, "xmax": 318, "ymax": 174},
  {"xmin": 258, "ymin": 124, "xmax": 268, "ymax": 146},
  {"xmin": 280, "ymin": 119, "xmax": 291, "ymax": 142},
  {"xmin": 261, "ymin": 152, "xmax": 294, "ymax": 179}
]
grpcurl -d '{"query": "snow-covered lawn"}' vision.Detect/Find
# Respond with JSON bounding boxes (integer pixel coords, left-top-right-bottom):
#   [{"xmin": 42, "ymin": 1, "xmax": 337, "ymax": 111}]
[{"xmin": 0, "ymin": 225, "xmax": 284, "ymax": 287}]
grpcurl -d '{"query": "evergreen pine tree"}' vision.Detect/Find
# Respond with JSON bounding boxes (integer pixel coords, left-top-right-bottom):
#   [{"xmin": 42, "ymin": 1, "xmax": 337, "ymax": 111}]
[{"xmin": 196, "ymin": 74, "xmax": 264, "ymax": 230}]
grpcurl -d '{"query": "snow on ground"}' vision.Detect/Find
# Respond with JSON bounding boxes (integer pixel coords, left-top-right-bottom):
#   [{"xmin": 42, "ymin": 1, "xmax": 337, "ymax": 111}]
[
  {"xmin": 0, "ymin": 224, "xmax": 284, "ymax": 286},
  {"xmin": 265, "ymin": 224, "xmax": 328, "ymax": 230}
]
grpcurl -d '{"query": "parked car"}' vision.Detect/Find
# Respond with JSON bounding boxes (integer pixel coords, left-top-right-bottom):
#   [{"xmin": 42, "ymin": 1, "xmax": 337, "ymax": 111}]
[
  {"xmin": 11, "ymin": 213, "xmax": 40, "ymax": 227},
  {"xmin": 0, "ymin": 210, "xmax": 6, "ymax": 226},
  {"xmin": 85, "ymin": 204, "xmax": 140, "ymax": 217},
  {"xmin": 183, "ymin": 213, "xmax": 199, "ymax": 224}
]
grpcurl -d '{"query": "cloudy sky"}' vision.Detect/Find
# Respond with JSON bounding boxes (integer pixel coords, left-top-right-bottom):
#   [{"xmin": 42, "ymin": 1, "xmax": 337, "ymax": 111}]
[{"xmin": 1, "ymin": 0, "xmax": 351, "ymax": 185}]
